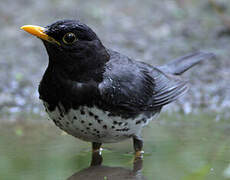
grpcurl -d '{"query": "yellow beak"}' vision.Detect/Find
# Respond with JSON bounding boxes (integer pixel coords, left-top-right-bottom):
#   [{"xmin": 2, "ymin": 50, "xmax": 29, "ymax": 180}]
[{"xmin": 21, "ymin": 25, "xmax": 60, "ymax": 45}]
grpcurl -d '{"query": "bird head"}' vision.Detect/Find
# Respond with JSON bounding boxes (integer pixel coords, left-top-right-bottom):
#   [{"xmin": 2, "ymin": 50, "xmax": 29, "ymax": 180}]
[{"xmin": 21, "ymin": 20, "xmax": 110, "ymax": 82}]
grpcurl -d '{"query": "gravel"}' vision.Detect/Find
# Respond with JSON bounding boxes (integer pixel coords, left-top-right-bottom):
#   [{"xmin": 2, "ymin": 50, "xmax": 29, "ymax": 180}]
[{"xmin": 0, "ymin": 0, "xmax": 229, "ymax": 118}]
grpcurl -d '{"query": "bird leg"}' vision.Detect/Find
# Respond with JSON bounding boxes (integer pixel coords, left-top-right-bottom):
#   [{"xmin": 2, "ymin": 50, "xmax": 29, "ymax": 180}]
[
  {"xmin": 133, "ymin": 137, "xmax": 144, "ymax": 161},
  {"xmin": 90, "ymin": 142, "xmax": 103, "ymax": 166},
  {"xmin": 133, "ymin": 156, "xmax": 143, "ymax": 174}
]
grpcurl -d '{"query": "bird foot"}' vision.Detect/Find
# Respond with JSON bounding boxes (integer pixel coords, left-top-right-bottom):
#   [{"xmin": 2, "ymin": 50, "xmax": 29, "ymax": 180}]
[
  {"xmin": 134, "ymin": 150, "xmax": 144, "ymax": 161},
  {"xmin": 92, "ymin": 147, "xmax": 103, "ymax": 154}
]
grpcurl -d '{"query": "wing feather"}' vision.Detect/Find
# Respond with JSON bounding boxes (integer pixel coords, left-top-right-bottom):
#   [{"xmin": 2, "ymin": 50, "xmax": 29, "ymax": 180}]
[{"xmin": 98, "ymin": 50, "xmax": 189, "ymax": 118}]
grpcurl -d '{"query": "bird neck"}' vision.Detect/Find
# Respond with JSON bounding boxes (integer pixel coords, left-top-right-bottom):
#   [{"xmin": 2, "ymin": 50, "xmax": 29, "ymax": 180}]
[
  {"xmin": 48, "ymin": 59, "xmax": 106, "ymax": 83},
  {"xmin": 44, "ymin": 43, "xmax": 110, "ymax": 82}
]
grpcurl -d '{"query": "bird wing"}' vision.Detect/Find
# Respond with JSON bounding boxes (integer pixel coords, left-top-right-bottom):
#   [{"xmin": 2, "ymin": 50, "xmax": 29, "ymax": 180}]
[
  {"xmin": 148, "ymin": 67, "xmax": 189, "ymax": 108},
  {"xmin": 98, "ymin": 51, "xmax": 188, "ymax": 118}
]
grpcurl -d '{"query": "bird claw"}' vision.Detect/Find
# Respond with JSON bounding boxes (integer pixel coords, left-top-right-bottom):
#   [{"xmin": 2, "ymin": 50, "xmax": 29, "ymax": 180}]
[{"xmin": 134, "ymin": 150, "xmax": 144, "ymax": 161}]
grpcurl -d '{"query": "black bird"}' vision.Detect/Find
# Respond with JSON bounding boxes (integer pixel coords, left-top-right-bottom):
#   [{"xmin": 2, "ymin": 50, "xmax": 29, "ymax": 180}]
[{"xmin": 21, "ymin": 20, "xmax": 214, "ymax": 161}]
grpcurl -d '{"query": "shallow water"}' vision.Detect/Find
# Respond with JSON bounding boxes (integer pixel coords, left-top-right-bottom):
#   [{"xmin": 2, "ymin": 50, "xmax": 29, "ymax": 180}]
[{"xmin": 0, "ymin": 113, "xmax": 230, "ymax": 180}]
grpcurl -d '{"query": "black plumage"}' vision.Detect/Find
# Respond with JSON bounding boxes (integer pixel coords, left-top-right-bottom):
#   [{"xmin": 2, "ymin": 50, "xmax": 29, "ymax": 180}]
[{"xmin": 21, "ymin": 20, "xmax": 215, "ymax": 160}]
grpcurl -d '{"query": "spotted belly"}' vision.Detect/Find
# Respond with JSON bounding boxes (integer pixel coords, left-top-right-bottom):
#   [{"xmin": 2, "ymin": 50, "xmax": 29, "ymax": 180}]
[{"xmin": 43, "ymin": 102, "xmax": 154, "ymax": 143}]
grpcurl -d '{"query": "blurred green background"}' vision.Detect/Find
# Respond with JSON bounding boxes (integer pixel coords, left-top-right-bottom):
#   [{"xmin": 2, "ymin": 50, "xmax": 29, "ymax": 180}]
[{"xmin": 0, "ymin": 0, "xmax": 230, "ymax": 179}]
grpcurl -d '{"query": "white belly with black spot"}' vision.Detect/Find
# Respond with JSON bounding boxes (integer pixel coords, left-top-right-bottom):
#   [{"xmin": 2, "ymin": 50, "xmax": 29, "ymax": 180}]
[{"xmin": 43, "ymin": 102, "xmax": 154, "ymax": 143}]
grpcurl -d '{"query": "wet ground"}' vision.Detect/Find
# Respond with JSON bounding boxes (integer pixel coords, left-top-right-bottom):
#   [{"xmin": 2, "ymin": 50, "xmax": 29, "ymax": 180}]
[{"xmin": 1, "ymin": 113, "xmax": 230, "ymax": 180}]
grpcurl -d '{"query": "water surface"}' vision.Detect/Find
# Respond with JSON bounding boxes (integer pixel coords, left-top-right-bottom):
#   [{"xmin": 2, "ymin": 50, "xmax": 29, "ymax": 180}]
[{"xmin": 0, "ymin": 113, "xmax": 229, "ymax": 180}]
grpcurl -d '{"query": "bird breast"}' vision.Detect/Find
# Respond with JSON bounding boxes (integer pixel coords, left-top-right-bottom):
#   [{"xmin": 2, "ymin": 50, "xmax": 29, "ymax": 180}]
[{"xmin": 43, "ymin": 102, "xmax": 154, "ymax": 143}]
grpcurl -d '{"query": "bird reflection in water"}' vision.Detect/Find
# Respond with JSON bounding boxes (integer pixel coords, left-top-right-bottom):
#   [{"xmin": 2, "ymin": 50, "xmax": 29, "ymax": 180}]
[{"xmin": 67, "ymin": 149, "xmax": 146, "ymax": 180}]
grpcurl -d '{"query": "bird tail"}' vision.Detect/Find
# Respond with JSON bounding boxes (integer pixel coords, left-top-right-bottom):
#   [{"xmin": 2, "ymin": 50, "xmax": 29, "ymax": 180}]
[{"xmin": 158, "ymin": 51, "xmax": 215, "ymax": 75}]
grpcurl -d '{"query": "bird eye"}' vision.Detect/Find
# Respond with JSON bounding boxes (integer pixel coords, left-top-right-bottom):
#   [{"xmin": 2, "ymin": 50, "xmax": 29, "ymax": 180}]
[{"xmin": 62, "ymin": 32, "xmax": 77, "ymax": 44}]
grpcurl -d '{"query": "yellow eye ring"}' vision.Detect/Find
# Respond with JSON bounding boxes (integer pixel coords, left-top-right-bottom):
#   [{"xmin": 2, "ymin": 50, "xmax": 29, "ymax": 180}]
[{"xmin": 62, "ymin": 32, "xmax": 77, "ymax": 44}]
